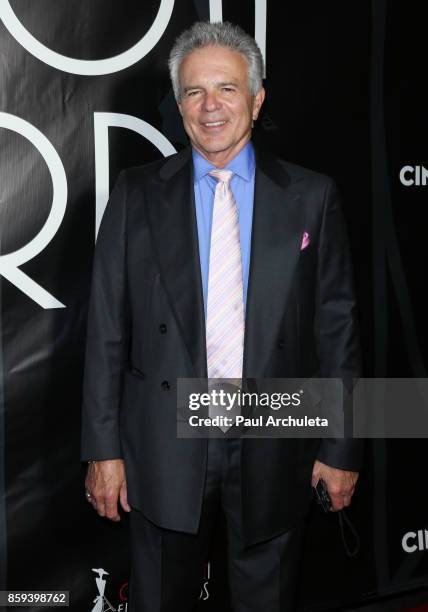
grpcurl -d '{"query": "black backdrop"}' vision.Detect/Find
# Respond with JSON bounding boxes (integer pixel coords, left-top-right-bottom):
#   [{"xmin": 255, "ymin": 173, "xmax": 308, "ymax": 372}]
[{"xmin": 1, "ymin": 1, "xmax": 428, "ymax": 610}]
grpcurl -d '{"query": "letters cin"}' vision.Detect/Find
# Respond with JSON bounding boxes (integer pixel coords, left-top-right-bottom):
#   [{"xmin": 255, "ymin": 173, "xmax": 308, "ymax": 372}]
[
  {"xmin": 402, "ymin": 529, "xmax": 428, "ymax": 553},
  {"xmin": 399, "ymin": 165, "xmax": 428, "ymax": 186}
]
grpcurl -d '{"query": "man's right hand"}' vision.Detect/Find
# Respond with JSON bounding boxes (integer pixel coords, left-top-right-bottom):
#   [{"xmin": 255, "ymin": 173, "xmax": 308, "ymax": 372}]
[{"xmin": 85, "ymin": 459, "xmax": 131, "ymax": 522}]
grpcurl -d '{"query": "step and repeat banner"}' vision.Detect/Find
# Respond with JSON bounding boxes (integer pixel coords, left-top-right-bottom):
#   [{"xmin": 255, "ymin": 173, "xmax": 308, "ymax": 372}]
[{"xmin": 1, "ymin": 1, "xmax": 427, "ymax": 610}]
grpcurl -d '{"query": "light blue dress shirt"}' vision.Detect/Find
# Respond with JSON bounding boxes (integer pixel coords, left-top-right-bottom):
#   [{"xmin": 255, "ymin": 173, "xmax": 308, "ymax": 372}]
[{"xmin": 192, "ymin": 142, "xmax": 255, "ymax": 315}]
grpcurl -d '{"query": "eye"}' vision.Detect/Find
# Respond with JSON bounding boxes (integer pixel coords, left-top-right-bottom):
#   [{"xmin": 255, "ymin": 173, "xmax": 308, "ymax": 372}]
[
  {"xmin": 186, "ymin": 90, "xmax": 201, "ymax": 97},
  {"xmin": 222, "ymin": 87, "xmax": 235, "ymax": 93}
]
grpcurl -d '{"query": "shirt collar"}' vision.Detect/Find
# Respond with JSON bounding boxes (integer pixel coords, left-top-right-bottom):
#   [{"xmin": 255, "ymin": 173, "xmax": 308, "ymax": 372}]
[{"xmin": 192, "ymin": 141, "xmax": 255, "ymax": 183}]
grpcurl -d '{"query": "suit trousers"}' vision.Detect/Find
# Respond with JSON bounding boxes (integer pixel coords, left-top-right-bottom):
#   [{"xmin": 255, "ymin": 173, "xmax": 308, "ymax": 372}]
[{"xmin": 128, "ymin": 438, "xmax": 305, "ymax": 612}]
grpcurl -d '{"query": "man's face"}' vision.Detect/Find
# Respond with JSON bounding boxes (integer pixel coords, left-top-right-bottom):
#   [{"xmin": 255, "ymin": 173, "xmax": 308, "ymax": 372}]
[{"xmin": 177, "ymin": 45, "xmax": 265, "ymax": 167}]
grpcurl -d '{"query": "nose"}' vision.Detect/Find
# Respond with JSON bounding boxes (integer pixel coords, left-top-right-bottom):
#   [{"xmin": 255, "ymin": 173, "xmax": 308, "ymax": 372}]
[{"xmin": 202, "ymin": 90, "xmax": 221, "ymax": 112}]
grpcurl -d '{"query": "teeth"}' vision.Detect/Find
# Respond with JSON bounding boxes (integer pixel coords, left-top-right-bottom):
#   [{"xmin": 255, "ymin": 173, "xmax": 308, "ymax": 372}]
[{"xmin": 205, "ymin": 121, "xmax": 226, "ymax": 127}]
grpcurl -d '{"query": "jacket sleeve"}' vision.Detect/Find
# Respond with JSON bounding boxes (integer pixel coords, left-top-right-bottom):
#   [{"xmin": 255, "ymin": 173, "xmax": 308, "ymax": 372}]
[
  {"xmin": 315, "ymin": 178, "xmax": 364, "ymax": 471},
  {"xmin": 81, "ymin": 171, "xmax": 130, "ymax": 461}
]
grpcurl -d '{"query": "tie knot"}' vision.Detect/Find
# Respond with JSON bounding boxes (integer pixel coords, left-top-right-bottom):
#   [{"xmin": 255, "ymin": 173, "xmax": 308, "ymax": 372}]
[{"xmin": 208, "ymin": 169, "xmax": 234, "ymax": 185}]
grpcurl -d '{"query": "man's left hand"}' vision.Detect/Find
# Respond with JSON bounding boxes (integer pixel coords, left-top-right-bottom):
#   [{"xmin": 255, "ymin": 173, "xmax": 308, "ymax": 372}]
[{"xmin": 311, "ymin": 460, "xmax": 359, "ymax": 511}]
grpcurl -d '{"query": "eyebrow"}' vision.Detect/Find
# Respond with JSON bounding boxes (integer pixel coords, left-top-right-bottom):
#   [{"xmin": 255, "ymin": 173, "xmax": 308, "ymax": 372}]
[{"xmin": 183, "ymin": 81, "xmax": 239, "ymax": 93}]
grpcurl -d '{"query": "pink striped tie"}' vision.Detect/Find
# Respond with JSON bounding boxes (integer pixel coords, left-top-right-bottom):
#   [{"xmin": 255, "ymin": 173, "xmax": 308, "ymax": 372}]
[{"xmin": 206, "ymin": 169, "xmax": 245, "ymax": 390}]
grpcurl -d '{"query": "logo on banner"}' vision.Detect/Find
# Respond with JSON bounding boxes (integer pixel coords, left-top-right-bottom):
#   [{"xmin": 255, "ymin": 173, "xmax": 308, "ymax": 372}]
[
  {"xmin": 90, "ymin": 569, "xmax": 117, "ymax": 612},
  {"xmin": 0, "ymin": 111, "xmax": 67, "ymax": 309},
  {"xmin": 0, "ymin": 111, "xmax": 175, "ymax": 309},
  {"xmin": 199, "ymin": 562, "xmax": 211, "ymax": 601},
  {"xmin": 88, "ymin": 563, "xmax": 210, "ymax": 609},
  {"xmin": 0, "ymin": 1, "xmax": 266, "ymax": 75},
  {"xmin": 0, "ymin": 0, "xmax": 175, "ymax": 75},
  {"xmin": 402, "ymin": 529, "xmax": 428, "ymax": 553},
  {"xmin": 399, "ymin": 165, "xmax": 428, "ymax": 186}
]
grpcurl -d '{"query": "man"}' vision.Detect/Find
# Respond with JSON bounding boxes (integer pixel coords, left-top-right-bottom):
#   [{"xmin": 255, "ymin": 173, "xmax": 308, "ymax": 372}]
[{"xmin": 82, "ymin": 21, "xmax": 361, "ymax": 611}]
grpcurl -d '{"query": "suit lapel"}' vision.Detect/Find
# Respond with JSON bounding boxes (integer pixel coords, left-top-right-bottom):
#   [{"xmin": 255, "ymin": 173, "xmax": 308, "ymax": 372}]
[
  {"xmin": 146, "ymin": 148, "xmax": 207, "ymax": 378},
  {"xmin": 244, "ymin": 149, "xmax": 304, "ymax": 378}
]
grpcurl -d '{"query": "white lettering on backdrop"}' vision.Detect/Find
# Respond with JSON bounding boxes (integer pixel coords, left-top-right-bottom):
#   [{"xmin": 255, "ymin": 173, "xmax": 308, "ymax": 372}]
[{"xmin": 0, "ymin": 112, "xmax": 67, "ymax": 308}]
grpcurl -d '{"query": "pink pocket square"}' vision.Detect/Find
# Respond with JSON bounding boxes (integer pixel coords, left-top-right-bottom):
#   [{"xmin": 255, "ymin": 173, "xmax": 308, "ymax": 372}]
[{"xmin": 301, "ymin": 231, "xmax": 310, "ymax": 250}]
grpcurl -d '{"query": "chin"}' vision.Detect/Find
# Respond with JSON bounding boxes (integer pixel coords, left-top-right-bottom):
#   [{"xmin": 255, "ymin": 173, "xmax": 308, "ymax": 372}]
[{"xmin": 203, "ymin": 137, "xmax": 231, "ymax": 151}]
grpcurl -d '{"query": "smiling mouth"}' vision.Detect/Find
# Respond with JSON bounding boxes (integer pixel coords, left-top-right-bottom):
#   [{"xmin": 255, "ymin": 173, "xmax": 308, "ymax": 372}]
[{"xmin": 202, "ymin": 120, "xmax": 227, "ymax": 127}]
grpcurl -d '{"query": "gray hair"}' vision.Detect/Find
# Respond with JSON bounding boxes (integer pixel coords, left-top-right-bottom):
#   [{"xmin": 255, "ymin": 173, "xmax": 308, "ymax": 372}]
[{"xmin": 168, "ymin": 21, "xmax": 264, "ymax": 101}]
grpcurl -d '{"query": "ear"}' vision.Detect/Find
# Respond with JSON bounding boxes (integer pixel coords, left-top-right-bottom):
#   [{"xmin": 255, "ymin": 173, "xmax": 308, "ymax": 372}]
[
  {"xmin": 177, "ymin": 101, "xmax": 183, "ymax": 116},
  {"xmin": 252, "ymin": 87, "xmax": 265, "ymax": 121}
]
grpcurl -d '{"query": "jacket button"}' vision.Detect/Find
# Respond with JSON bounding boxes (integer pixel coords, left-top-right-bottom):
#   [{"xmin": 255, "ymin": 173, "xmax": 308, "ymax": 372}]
[
  {"xmin": 161, "ymin": 380, "xmax": 170, "ymax": 391},
  {"xmin": 159, "ymin": 323, "xmax": 167, "ymax": 334},
  {"xmin": 278, "ymin": 340, "xmax": 285, "ymax": 349}
]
